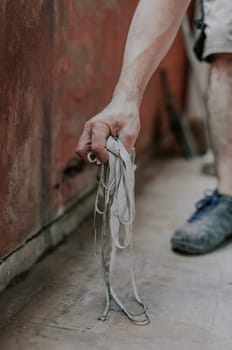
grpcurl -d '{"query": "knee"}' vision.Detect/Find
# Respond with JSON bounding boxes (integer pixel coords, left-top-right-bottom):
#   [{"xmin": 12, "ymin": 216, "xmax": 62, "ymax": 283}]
[{"xmin": 211, "ymin": 53, "xmax": 232, "ymax": 65}]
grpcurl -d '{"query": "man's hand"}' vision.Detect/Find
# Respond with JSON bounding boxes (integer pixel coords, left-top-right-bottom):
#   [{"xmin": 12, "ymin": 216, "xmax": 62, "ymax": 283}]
[
  {"xmin": 76, "ymin": 96, "xmax": 140, "ymax": 163},
  {"xmin": 76, "ymin": 0, "xmax": 190, "ymax": 163}
]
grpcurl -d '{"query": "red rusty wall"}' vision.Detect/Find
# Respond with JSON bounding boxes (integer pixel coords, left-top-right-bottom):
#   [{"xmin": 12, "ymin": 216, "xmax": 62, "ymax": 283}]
[
  {"xmin": 0, "ymin": 1, "xmax": 54, "ymax": 258},
  {"xmin": 0, "ymin": 0, "xmax": 188, "ymax": 260}
]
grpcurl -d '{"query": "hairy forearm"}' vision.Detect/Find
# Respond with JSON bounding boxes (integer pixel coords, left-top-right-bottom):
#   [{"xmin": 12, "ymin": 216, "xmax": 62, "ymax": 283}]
[{"xmin": 113, "ymin": 0, "xmax": 191, "ymax": 106}]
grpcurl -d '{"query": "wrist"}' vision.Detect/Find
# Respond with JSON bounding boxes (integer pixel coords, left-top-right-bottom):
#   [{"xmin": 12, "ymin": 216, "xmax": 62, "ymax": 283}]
[{"xmin": 112, "ymin": 81, "xmax": 142, "ymax": 108}]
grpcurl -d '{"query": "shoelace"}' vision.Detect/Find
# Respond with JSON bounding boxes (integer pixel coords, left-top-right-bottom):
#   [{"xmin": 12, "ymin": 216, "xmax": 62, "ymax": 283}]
[
  {"xmin": 94, "ymin": 136, "xmax": 150, "ymax": 326},
  {"xmin": 188, "ymin": 190, "xmax": 220, "ymax": 223}
]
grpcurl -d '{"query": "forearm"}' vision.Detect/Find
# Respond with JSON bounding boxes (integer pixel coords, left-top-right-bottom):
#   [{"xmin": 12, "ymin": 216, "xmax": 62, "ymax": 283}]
[
  {"xmin": 76, "ymin": 0, "xmax": 191, "ymax": 161},
  {"xmin": 113, "ymin": 0, "xmax": 191, "ymax": 106}
]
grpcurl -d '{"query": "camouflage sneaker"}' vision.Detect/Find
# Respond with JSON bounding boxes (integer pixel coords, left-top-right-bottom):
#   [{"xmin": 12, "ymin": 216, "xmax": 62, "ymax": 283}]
[{"xmin": 171, "ymin": 191, "xmax": 232, "ymax": 254}]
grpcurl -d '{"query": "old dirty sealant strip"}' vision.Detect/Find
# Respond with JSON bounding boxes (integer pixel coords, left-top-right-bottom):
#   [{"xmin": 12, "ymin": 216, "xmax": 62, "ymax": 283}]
[{"xmin": 93, "ymin": 136, "xmax": 150, "ymax": 326}]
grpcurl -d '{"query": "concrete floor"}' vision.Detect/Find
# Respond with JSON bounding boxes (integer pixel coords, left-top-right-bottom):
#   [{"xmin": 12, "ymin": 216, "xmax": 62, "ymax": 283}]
[{"xmin": 1, "ymin": 158, "xmax": 232, "ymax": 350}]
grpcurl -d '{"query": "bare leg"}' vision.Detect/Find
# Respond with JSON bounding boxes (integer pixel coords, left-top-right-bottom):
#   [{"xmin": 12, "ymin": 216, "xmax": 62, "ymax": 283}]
[
  {"xmin": 172, "ymin": 53, "xmax": 232, "ymax": 254},
  {"xmin": 207, "ymin": 54, "xmax": 232, "ymax": 195}
]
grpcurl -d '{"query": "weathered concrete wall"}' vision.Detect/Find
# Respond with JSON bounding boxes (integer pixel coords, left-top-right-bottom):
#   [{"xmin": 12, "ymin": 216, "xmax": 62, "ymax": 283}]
[{"xmin": 0, "ymin": 1, "xmax": 188, "ymax": 264}]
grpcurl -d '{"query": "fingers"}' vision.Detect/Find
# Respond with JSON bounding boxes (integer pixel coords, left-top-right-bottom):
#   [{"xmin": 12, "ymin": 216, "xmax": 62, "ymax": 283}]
[
  {"xmin": 76, "ymin": 120, "xmax": 110, "ymax": 164},
  {"xmin": 76, "ymin": 112, "xmax": 140, "ymax": 163},
  {"xmin": 91, "ymin": 122, "xmax": 110, "ymax": 163},
  {"xmin": 76, "ymin": 124, "xmax": 91, "ymax": 162}
]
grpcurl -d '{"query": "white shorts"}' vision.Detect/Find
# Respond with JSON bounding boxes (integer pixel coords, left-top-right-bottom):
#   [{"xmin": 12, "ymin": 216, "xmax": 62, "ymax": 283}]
[{"xmin": 194, "ymin": 0, "xmax": 232, "ymax": 61}]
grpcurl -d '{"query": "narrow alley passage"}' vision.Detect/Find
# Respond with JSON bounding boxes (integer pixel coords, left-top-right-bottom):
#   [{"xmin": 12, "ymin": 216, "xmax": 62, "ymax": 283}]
[{"xmin": 1, "ymin": 158, "xmax": 232, "ymax": 350}]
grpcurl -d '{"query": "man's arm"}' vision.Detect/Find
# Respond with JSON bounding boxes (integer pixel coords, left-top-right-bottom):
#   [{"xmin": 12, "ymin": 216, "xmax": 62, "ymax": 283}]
[{"xmin": 76, "ymin": 0, "xmax": 191, "ymax": 162}]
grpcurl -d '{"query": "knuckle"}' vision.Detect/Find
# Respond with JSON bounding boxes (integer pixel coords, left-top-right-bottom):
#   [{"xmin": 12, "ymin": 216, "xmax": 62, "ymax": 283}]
[
  {"xmin": 92, "ymin": 121, "xmax": 105, "ymax": 131},
  {"xmin": 84, "ymin": 120, "xmax": 92, "ymax": 130}
]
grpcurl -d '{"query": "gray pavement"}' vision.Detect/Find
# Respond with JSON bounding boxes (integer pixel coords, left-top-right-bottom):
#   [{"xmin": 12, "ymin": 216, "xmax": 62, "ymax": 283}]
[{"xmin": 1, "ymin": 158, "xmax": 232, "ymax": 350}]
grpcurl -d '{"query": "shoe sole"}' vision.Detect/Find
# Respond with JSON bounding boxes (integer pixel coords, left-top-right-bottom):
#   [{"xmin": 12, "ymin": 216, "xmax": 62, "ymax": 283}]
[{"xmin": 171, "ymin": 233, "xmax": 232, "ymax": 255}]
